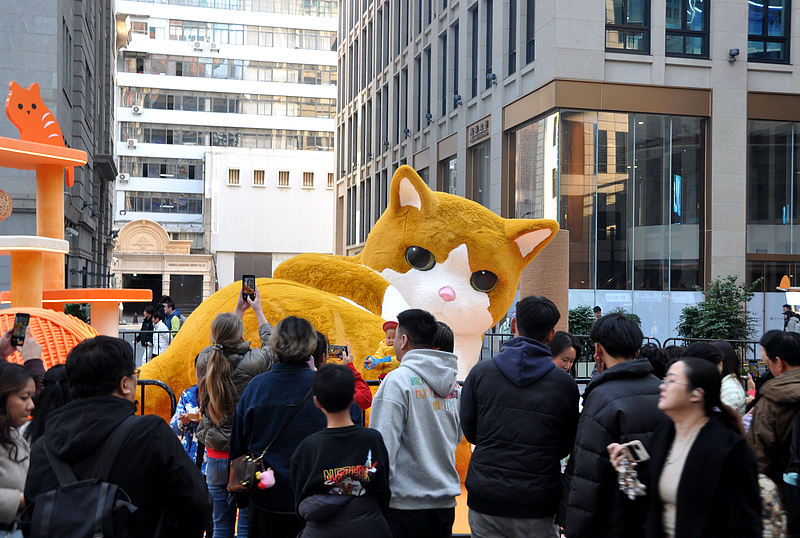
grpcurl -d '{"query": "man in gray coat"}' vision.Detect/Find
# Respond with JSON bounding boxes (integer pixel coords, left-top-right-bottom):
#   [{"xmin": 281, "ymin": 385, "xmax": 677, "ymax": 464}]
[{"xmin": 369, "ymin": 309, "xmax": 461, "ymax": 538}]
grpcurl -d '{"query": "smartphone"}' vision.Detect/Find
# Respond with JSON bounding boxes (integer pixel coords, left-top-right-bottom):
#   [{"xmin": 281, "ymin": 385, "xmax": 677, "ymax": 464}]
[
  {"xmin": 327, "ymin": 345, "xmax": 347, "ymax": 361},
  {"xmin": 241, "ymin": 274, "xmax": 256, "ymax": 302},
  {"xmin": 620, "ymin": 440, "xmax": 650, "ymax": 463},
  {"xmin": 10, "ymin": 313, "xmax": 29, "ymax": 347}
]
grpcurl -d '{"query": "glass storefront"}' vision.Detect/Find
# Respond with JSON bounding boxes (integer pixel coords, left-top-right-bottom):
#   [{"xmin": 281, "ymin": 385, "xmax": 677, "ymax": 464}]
[
  {"xmin": 512, "ymin": 109, "xmax": 705, "ymax": 292},
  {"xmin": 470, "ymin": 140, "xmax": 491, "ymax": 207}
]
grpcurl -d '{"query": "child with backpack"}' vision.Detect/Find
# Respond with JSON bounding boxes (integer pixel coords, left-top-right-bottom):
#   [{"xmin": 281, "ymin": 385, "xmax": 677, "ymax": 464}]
[{"xmin": 290, "ymin": 364, "xmax": 391, "ymax": 537}]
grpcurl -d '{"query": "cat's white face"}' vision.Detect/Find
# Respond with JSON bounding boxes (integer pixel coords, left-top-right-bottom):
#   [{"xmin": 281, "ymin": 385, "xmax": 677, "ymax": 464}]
[{"xmin": 381, "ymin": 243, "xmax": 494, "ymax": 338}]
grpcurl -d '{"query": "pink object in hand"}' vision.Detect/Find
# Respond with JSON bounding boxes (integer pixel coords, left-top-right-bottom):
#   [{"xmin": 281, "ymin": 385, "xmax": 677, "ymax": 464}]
[
  {"xmin": 257, "ymin": 468, "xmax": 275, "ymax": 489},
  {"xmin": 438, "ymin": 286, "xmax": 456, "ymax": 302}
]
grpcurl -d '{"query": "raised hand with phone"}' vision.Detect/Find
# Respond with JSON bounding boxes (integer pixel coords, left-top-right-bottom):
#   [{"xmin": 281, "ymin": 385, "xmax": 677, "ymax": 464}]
[{"xmin": 0, "ymin": 316, "xmax": 45, "ymax": 395}]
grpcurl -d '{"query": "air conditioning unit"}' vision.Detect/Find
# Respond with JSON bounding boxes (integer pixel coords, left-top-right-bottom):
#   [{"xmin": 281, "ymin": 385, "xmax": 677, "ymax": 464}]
[
  {"xmin": 131, "ymin": 105, "xmax": 142, "ymax": 115},
  {"xmin": 127, "ymin": 138, "xmax": 137, "ymax": 149},
  {"xmin": 117, "ymin": 173, "xmax": 129, "ymax": 182},
  {"xmin": 193, "ymin": 40, "xmax": 203, "ymax": 50},
  {"xmin": 210, "ymin": 42, "xmax": 219, "ymax": 52}
]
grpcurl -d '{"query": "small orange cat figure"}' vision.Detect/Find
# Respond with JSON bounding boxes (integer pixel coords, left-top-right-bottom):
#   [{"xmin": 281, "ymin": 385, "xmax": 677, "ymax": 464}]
[{"xmin": 5, "ymin": 81, "xmax": 74, "ymax": 187}]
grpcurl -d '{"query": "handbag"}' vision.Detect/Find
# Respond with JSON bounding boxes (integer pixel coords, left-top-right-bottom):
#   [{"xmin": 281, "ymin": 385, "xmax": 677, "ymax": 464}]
[{"xmin": 227, "ymin": 388, "xmax": 313, "ymax": 493}]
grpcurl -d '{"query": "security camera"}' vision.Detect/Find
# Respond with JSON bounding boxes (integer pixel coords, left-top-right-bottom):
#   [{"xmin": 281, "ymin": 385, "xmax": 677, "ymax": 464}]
[{"xmin": 729, "ymin": 48, "xmax": 740, "ymax": 62}]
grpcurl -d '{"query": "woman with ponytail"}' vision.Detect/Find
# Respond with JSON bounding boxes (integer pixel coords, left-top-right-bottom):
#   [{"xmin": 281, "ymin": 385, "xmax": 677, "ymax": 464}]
[
  {"xmin": 196, "ymin": 286, "xmax": 274, "ymax": 538},
  {"xmin": 609, "ymin": 357, "xmax": 761, "ymax": 537}
]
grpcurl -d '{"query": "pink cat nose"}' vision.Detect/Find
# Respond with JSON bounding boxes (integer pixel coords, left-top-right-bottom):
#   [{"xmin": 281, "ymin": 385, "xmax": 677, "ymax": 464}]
[{"xmin": 438, "ymin": 286, "xmax": 456, "ymax": 302}]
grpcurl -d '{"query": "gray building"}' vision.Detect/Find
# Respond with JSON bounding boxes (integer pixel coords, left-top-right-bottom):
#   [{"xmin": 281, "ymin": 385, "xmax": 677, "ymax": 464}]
[{"xmin": 0, "ymin": 0, "xmax": 118, "ymax": 292}]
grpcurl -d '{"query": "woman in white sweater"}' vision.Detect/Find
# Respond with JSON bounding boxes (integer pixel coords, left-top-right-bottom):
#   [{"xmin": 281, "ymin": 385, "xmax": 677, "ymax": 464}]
[
  {"xmin": 0, "ymin": 363, "xmax": 35, "ymax": 536},
  {"xmin": 713, "ymin": 340, "xmax": 747, "ymax": 417}
]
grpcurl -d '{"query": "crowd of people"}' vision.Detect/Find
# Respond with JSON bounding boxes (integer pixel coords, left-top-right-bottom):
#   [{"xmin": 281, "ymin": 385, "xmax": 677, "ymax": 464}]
[{"xmin": 1, "ymin": 290, "xmax": 799, "ymax": 537}]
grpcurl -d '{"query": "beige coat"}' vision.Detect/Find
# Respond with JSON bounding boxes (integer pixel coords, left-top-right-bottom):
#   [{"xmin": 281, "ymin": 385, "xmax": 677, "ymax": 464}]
[{"xmin": 0, "ymin": 428, "xmax": 29, "ymax": 524}]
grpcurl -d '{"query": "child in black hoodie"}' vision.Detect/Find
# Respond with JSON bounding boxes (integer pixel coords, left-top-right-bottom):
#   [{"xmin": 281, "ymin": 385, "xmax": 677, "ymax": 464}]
[{"xmin": 291, "ymin": 364, "xmax": 391, "ymax": 537}]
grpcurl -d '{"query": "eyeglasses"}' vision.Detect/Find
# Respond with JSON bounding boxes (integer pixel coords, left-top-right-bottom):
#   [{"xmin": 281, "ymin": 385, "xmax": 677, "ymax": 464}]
[{"xmin": 660, "ymin": 378, "xmax": 691, "ymax": 388}]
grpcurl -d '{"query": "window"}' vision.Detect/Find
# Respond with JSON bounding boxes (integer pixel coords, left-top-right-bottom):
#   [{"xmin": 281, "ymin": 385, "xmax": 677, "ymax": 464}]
[
  {"xmin": 253, "ymin": 169, "xmax": 265, "ymax": 186},
  {"xmin": 124, "ymin": 192, "xmax": 203, "ymax": 214},
  {"xmin": 327, "ymin": 172, "xmax": 334, "ymax": 188},
  {"xmin": 748, "ymin": 0, "xmax": 790, "ymax": 63},
  {"xmin": 228, "ymin": 168, "xmax": 240, "ymax": 185},
  {"xmin": 470, "ymin": 7, "xmax": 479, "ymax": 97},
  {"xmin": 452, "ymin": 23, "xmax": 459, "ymax": 103},
  {"xmin": 425, "ymin": 47, "xmax": 432, "ymax": 121},
  {"xmin": 471, "ymin": 140, "xmax": 491, "ymax": 205},
  {"xmin": 62, "ymin": 19, "xmax": 72, "ymax": 95},
  {"xmin": 485, "ymin": 0, "xmax": 493, "ymax": 89},
  {"xmin": 526, "ymin": 0, "xmax": 535, "ymax": 63},
  {"xmin": 606, "ymin": 0, "xmax": 649, "ymax": 53},
  {"xmin": 665, "ymin": 0, "xmax": 708, "ymax": 57},
  {"xmin": 440, "ymin": 33, "xmax": 448, "ymax": 115},
  {"xmin": 278, "ymin": 170, "xmax": 290, "ymax": 186},
  {"xmin": 303, "ymin": 171, "xmax": 314, "ymax": 187},
  {"xmin": 508, "ymin": 0, "xmax": 517, "ymax": 75}
]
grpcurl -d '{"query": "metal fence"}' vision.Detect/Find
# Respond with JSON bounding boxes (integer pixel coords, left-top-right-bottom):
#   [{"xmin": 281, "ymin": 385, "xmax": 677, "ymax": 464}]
[
  {"xmin": 662, "ymin": 337, "xmax": 764, "ymax": 380},
  {"xmin": 136, "ymin": 378, "xmax": 177, "ymax": 417},
  {"xmin": 120, "ymin": 330, "xmax": 176, "ymax": 366}
]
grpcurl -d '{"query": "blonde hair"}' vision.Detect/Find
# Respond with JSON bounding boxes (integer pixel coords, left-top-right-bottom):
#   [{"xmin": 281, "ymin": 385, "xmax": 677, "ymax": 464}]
[
  {"xmin": 269, "ymin": 316, "xmax": 317, "ymax": 363},
  {"xmin": 198, "ymin": 313, "xmax": 244, "ymax": 426}
]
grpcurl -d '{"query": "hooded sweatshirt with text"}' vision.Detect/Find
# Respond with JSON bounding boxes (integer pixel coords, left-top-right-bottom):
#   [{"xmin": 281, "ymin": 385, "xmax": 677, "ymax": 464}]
[{"xmin": 369, "ymin": 348, "xmax": 461, "ymax": 510}]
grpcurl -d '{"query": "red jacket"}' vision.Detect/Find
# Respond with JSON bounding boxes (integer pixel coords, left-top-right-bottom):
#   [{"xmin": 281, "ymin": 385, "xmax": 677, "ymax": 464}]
[{"xmin": 346, "ymin": 362, "xmax": 373, "ymax": 410}]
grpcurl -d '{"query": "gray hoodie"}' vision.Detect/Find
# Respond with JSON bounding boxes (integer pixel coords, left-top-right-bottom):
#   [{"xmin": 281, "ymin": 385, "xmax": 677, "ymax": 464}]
[{"xmin": 369, "ymin": 348, "xmax": 461, "ymax": 510}]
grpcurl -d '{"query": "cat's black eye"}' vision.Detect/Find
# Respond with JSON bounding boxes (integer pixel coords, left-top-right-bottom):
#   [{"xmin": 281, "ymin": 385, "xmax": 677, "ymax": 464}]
[
  {"xmin": 470, "ymin": 271, "xmax": 498, "ymax": 293},
  {"xmin": 17, "ymin": 104, "xmax": 22, "ymax": 109},
  {"xmin": 405, "ymin": 246, "xmax": 435, "ymax": 271},
  {"xmin": 31, "ymin": 103, "xmax": 36, "ymax": 109}
]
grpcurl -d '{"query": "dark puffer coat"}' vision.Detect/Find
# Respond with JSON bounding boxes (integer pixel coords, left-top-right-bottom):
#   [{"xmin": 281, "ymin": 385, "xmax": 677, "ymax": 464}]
[
  {"xmin": 195, "ymin": 323, "xmax": 273, "ymax": 452},
  {"xmin": 460, "ymin": 336, "xmax": 579, "ymax": 518},
  {"xmin": 564, "ymin": 358, "xmax": 665, "ymax": 538}
]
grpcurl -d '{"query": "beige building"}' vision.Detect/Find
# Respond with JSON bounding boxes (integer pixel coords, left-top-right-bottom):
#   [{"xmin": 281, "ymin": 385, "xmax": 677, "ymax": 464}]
[
  {"xmin": 336, "ymin": 0, "xmax": 800, "ymax": 341},
  {"xmin": 112, "ymin": 219, "xmax": 214, "ymax": 317}
]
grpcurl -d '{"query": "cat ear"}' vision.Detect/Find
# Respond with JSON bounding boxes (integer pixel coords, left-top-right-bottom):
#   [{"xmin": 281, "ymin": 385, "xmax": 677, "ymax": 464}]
[
  {"xmin": 506, "ymin": 219, "xmax": 559, "ymax": 261},
  {"xmin": 27, "ymin": 83, "xmax": 41, "ymax": 98},
  {"xmin": 388, "ymin": 165, "xmax": 438, "ymax": 214},
  {"xmin": 8, "ymin": 81, "xmax": 21, "ymax": 93}
]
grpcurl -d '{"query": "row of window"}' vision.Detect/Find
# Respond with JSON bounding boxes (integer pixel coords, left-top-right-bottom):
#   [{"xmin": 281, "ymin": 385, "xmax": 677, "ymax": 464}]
[
  {"xmin": 127, "ymin": 0, "xmax": 336, "ymax": 17},
  {"xmin": 154, "ymin": 20, "xmax": 337, "ymax": 51},
  {"xmin": 226, "ymin": 169, "xmax": 335, "ymax": 188},
  {"xmin": 608, "ymin": 0, "xmax": 790, "ymax": 62},
  {"xmin": 122, "ymin": 54, "xmax": 337, "ymax": 85},
  {"xmin": 119, "ymin": 157, "xmax": 203, "ymax": 180},
  {"xmin": 121, "ymin": 123, "xmax": 334, "ymax": 151},
  {"xmin": 340, "ymin": 0, "xmax": 533, "ymax": 105},
  {"xmin": 124, "ymin": 191, "xmax": 204, "ymax": 214},
  {"xmin": 120, "ymin": 87, "xmax": 336, "ymax": 119}
]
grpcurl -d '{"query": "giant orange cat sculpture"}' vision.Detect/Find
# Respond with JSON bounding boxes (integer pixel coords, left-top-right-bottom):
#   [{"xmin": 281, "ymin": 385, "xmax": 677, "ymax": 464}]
[
  {"xmin": 139, "ymin": 165, "xmax": 559, "ymax": 417},
  {"xmin": 5, "ymin": 82, "xmax": 75, "ymax": 187}
]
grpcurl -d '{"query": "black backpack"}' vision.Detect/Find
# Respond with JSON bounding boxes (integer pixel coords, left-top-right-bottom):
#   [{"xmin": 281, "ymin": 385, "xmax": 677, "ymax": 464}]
[{"xmin": 22, "ymin": 415, "xmax": 139, "ymax": 537}]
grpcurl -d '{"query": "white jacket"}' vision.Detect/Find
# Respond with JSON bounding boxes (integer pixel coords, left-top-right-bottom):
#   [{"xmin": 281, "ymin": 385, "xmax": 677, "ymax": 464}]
[
  {"xmin": 153, "ymin": 320, "xmax": 171, "ymax": 355},
  {"xmin": 721, "ymin": 373, "xmax": 747, "ymax": 417}
]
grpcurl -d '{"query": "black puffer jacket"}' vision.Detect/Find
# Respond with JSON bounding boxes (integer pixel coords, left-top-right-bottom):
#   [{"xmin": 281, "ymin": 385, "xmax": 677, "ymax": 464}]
[
  {"xmin": 564, "ymin": 358, "xmax": 665, "ymax": 538},
  {"xmin": 195, "ymin": 323, "xmax": 273, "ymax": 451},
  {"xmin": 460, "ymin": 337, "xmax": 579, "ymax": 518}
]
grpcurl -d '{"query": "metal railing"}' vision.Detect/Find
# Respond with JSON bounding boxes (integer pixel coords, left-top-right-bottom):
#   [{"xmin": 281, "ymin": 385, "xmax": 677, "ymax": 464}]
[
  {"xmin": 662, "ymin": 337, "xmax": 764, "ymax": 380},
  {"xmin": 120, "ymin": 330, "xmax": 176, "ymax": 365},
  {"xmin": 136, "ymin": 378, "xmax": 177, "ymax": 417}
]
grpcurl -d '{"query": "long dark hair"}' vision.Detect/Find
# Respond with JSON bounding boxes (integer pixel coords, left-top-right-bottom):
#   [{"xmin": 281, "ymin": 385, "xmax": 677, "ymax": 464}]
[
  {"xmin": 680, "ymin": 357, "xmax": 743, "ymax": 436},
  {"xmin": 712, "ymin": 341, "xmax": 739, "ymax": 379},
  {"xmin": 0, "ymin": 362, "xmax": 33, "ymax": 462},
  {"xmin": 25, "ymin": 364, "xmax": 71, "ymax": 442}
]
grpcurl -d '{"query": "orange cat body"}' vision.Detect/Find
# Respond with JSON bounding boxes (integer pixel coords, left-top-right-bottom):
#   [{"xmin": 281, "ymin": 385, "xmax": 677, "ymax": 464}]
[{"xmin": 5, "ymin": 82, "xmax": 75, "ymax": 186}]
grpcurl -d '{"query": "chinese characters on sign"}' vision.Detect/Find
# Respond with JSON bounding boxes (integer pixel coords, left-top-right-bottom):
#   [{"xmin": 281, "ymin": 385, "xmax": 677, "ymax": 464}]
[{"xmin": 467, "ymin": 116, "xmax": 491, "ymax": 147}]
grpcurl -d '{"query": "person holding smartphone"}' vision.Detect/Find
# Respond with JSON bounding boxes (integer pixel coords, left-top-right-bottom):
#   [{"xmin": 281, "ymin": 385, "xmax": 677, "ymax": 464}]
[
  {"xmin": 0, "ymin": 322, "xmax": 44, "ymax": 398},
  {"xmin": 608, "ymin": 358, "xmax": 761, "ymax": 537}
]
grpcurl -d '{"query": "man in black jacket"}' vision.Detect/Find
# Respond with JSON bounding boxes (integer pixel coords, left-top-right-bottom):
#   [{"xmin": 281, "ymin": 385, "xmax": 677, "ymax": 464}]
[
  {"xmin": 461, "ymin": 296, "xmax": 579, "ymax": 537},
  {"xmin": 563, "ymin": 313, "xmax": 664, "ymax": 538},
  {"xmin": 25, "ymin": 336, "xmax": 212, "ymax": 537}
]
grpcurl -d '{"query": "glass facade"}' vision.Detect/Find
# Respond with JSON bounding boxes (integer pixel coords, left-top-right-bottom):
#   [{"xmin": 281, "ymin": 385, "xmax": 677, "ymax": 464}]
[
  {"xmin": 127, "ymin": 0, "xmax": 337, "ymax": 17},
  {"xmin": 606, "ymin": 0, "xmax": 650, "ymax": 53},
  {"xmin": 665, "ymin": 0, "xmax": 708, "ymax": 58},
  {"xmin": 471, "ymin": 140, "xmax": 491, "ymax": 207},
  {"xmin": 512, "ymin": 109, "xmax": 705, "ymax": 292},
  {"xmin": 120, "ymin": 123, "xmax": 334, "ymax": 150},
  {"xmin": 747, "ymin": 120, "xmax": 800, "ymax": 255}
]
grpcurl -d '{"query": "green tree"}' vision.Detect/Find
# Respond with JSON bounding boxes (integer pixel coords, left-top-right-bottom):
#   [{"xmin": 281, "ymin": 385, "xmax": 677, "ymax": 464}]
[
  {"xmin": 611, "ymin": 306, "xmax": 642, "ymax": 327},
  {"xmin": 568, "ymin": 305, "xmax": 594, "ymax": 336},
  {"xmin": 676, "ymin": 275, "xmax": 762, "ymax": 341}
]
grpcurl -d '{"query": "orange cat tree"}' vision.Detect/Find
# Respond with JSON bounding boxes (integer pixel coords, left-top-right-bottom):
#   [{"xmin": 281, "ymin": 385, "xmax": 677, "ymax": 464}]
[{"xmin": 0, "ymin": 82, "xmax": 151, "ymax": 366}]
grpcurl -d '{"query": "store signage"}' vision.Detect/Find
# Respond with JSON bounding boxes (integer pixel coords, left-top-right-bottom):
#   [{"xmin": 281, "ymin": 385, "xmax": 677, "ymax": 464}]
[{"xmin": 467, "ymin": 116, "xmax": 491, "ymax": 147}]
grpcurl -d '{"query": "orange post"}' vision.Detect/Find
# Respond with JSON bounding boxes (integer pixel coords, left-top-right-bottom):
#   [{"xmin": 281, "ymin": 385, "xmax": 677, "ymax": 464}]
[
  {"xmin": 36, "ymin": 165, "xmax": 65, "ymax": 299},
  {"xmin": 9, "ymin": 251, "xmax": 42, "ymax": 308}
]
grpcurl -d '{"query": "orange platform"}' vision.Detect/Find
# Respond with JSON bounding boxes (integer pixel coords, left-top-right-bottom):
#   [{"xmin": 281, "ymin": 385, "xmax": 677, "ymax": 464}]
[{"xmin": 0, "ymin": 136, "xmax": 87, "ymax": 170}]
